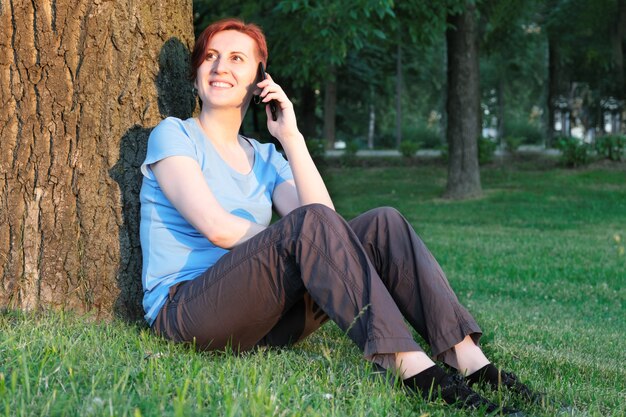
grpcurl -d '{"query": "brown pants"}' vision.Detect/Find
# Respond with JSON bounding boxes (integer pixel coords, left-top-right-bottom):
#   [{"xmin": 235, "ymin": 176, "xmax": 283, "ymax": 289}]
[{"xmin": 153, "ymin": 204, "xmax": 481, "ymax": 370}]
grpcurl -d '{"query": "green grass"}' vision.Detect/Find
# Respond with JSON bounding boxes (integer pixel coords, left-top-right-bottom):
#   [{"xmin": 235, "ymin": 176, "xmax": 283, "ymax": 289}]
[{"xmin": 2, "ymin": 163, "xmax": 625, "ymax": 416}]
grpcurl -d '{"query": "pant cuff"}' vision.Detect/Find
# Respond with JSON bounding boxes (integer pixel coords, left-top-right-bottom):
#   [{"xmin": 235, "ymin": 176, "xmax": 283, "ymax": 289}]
[
  {"xmin": 364, "ymin": 336, "xmax": 423, "ymax": 372},
  {"xmin": 430, "ymin": 321, "xmax": 482, "ymax": 363}
]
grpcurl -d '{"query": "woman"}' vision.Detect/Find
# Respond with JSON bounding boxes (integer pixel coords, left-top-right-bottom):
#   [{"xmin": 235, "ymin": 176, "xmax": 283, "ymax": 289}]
[{"xmin": 140, "ymin": 18, "xmax": 537, "ymax": 415}]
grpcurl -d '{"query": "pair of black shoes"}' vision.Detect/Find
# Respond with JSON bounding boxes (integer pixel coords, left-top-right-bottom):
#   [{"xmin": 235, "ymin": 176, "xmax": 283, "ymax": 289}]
[{"xmin": 403, "ymin": 363, "xmax": 539, "ymax": 415}]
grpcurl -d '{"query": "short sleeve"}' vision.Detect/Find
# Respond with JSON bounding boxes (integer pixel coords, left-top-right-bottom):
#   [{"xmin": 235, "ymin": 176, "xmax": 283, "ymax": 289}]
[
  {"xmin": 268, "ymin": 143, "xmax": 293, "ymax": 185},
  {"xmin": 141, "ymin": 117, "xmax": 197, "ymax": 180}
]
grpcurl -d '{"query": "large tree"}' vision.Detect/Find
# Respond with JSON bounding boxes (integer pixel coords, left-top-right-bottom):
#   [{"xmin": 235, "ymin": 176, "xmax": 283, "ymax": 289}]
[
  {"xmin": 444, "ymin": 1, "xmax": 482, "ymax": 199},
  {"xmin": 0, "ymin": 1, "xmax": 196, "ymax": 320}
]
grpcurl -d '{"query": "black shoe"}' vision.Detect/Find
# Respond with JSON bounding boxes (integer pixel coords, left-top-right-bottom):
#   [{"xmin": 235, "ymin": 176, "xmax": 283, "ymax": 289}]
[
  {"xmin": 439, "ymin": 374, "xmax": 524, "ymax": 416},
  {"xmin": 467, "ymin": 364, "xmax": 545, "ymax": 405},
  {"xmin": 404, "ymin": 368, "xmax": 524, "ymax": 416}
]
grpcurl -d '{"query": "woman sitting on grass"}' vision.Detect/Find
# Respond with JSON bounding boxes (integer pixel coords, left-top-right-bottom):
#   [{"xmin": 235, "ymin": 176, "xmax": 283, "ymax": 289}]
[{"xmin": 140, "ymin": 17, "xmax": 539, "ymax": 415}]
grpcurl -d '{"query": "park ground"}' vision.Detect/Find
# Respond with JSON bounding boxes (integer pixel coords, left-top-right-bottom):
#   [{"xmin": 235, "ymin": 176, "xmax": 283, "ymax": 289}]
[{"xmin": 1, "ymin": 157, "xmax": 625, "ymax": 416}]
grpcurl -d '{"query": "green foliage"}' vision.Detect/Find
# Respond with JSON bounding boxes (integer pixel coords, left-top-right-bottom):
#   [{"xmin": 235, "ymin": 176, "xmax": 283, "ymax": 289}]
[
  {"xmin": 374, "ymin": 132, "xmax": 396, "ymax": 149},
  {"xmin": 479, "ymin": 0, "xmax": 547, "ymax": 137},
  {"xmin": 337, "ymin": 140, "xmax": 360, "ymax": 166},
  {"xmin": 439, "ymin": 144, "xmax": 449, "ymax": 163},
  {"xmin": 193, "ymin": 1, "xmax": 271, "ymax": 37},
  {"xmin": 344, "ymin": 140, "xmax": 360, "ymax": 156},
  {"xmin": 478, "ymin": 137, "xmax": 498, "ymax": 165},
  {"xmin": 306, "ymin": 139, "xmax": 326, "ymax": 163},
  {"xmin": 594, "ymin": 135, "xmax": 625, "ymax": 161},
  {"xmin": 542, "ymin": 0, "xmax": 622, "ymax": 97},
  {"xmin": 555, "ymin": 136, "xmax": 591, "ymax": 167},
  {"xmin": 503, "ymin": 136, "xmax": 524, "ymax": 153},
  {"xmin": 270, "ymin": 0, "xmax": 395, "ymax": 85},
  {"xmin": 190, "ymin": 0, "xmax": 626, "ymax": 159},
  {"xmin": 438, "ymin": 136, "xmax": 498, "ymax": 166},
  {"xmin": 403, "ymin": 124, "xmax": 442, "ymax": 149},
  {"xmin": 504, "ymin": 118, "xmax": 544, "ymax": 145},
  {"xmin": 399, "ymin": 140, "xmax": 420, "ymax": 158}
]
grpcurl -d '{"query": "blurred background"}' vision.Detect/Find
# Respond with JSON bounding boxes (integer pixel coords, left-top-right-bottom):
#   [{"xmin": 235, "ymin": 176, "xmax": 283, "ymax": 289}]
[{"xmin": 193, "ymin": 0, "xmax": 626, "ymax": 155}]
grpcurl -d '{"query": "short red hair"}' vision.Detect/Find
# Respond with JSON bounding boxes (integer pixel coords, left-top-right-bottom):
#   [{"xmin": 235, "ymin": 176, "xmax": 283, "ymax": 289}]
[{"xmin": 190, "ymin": 18, "xmax": 268, "ymax": 81}]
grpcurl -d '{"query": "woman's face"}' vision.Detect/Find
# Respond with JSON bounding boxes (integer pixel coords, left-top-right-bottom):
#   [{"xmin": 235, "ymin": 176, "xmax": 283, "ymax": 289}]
[{"xmin": 195, "ymin": 30, "xmax": 260, "ymax": 110}]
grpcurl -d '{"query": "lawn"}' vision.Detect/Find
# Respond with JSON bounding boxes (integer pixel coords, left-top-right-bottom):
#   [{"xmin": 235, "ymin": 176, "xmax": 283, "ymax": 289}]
[{"xmin": 1, "ymin": 162, "xmax": 625, "ymax": 417}]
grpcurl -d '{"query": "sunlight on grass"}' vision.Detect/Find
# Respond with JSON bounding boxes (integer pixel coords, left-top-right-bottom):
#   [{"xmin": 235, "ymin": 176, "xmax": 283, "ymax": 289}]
[{"xmin": 1, "ymin": 164, "xmax": 625, "ymax": 416}]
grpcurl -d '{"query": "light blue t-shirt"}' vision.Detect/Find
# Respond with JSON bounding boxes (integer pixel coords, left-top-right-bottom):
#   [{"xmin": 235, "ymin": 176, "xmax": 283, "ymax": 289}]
[{"xmin": 140, "ymin": 117, "xmax": 293, "ymax": 325}]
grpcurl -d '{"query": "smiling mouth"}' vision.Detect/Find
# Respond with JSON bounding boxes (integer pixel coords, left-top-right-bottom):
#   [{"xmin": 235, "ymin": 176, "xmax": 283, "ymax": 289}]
[{"xmin": 210, "ymin": 81, "xmax": 233, "ymax": 88}]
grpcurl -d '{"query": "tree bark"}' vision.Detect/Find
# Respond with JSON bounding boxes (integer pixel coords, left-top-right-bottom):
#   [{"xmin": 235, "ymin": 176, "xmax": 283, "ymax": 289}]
[
  {"xmin": 367, "ymin": 88, "xmax": 376, "ymax": 150},
  {"xmin": 613, "ymin": 0, "xmax": 626, "ymax": 100},
  {"xmin": 298, "ymin": 85, "xmax": 317, "ymax": 140},
  {"xmin": 444, "ymin": 2, "xmax": 482, "ymax": 200},
  {"xmin": 496, "ymin": 76, "xmax": 505, "ymax": 141},
  {"xmin": 621, "ymin": 0, "xmax": 626, "ymax": 133},
  {"xmin": 323, "ymin": 66, "xmax": 337, "ymax": 149},
  {"xmin": 395, "ymin": 41, "xmax": 403, "ymax": 149},
  {"xmin": 547, "ymin": 35, "xmax": 557, "ymax": 144},
  {"xmin": 0, "ymin": 0, "xmax": 196, "ymax": 321}
]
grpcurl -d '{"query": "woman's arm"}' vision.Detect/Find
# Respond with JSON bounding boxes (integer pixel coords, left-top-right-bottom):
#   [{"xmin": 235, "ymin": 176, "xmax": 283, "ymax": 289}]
[
  {"xmin": 271, "ymin": 135, "xmax": 333, "ymax": 217},
  {"xmin": 151, "ymin": 155, "xmax": 266, "ymax": 248},
  {"xmin": 258, "ymin": 74, "xmax": 334, "ymax": 215}
]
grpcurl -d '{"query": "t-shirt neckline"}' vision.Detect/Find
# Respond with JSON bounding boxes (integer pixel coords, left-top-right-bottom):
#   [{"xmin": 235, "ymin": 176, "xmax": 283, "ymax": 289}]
[{"xmin": 191, "ymin": 117, "xmax": 257, "ymax": 178}]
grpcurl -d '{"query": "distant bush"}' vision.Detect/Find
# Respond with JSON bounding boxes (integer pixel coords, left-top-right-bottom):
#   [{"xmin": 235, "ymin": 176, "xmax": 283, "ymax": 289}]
[
  {"xmin": 344, "ymin": 140, "xmax": 359, "ymax": 156},
  {"xmin": 439, "ymin": 137, "xmax": 496, "ymax": 166},
  {"xmin": 306, "ymin": 139, "xmax": 326, "ymax": 163},
  {"xmin": 376, "ymin": 132, "xmax": 396, "ymax": 149},
  {"xmin": 502, "ymin": 136, "xmax": 524, "ymax": 153},
  {"xmin": 555, "ymin": 136, "xmax": 591, "ymax": 167},
  {"xmin": 503, "ymin": 136, "xmax": 524, "ymax": 153},
  {"xmin": 478, "ymin": 137, "xmax": 497, "ymax": 165},
  {"xmin": 504, "ymin": 119, "xmax": 544, "ymax": 144},
  {"xmin": 594, "ymin": 135, "xmax": 625, "ymax": 161},
  {"xmin": 399, "ymin": 140, "xmax": 420, "ymax": 158},
  {"xmin": 403, "ymin": 125, "xmax": 442, "ymax": 149},
  {"xmin": 337, "ymin": 140, "xmax": 360, "ymax": 166},
  {"xmin": 439, "ymin": 144, "xmax": 448, "ymax": 163}
]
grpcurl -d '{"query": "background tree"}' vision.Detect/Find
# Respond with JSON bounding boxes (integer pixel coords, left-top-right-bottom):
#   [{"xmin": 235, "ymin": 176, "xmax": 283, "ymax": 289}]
[
  {"xmin": 268, "ymin": 0, "xmax": 394, "ymax": 149},
  {"xmin": 193, "ymin": 0, "xmax": 395, "ymax": 148},
  {"xmin": 542, "ymin": 0, "xmax": 626, "ymax": 140},
  {"xmin": 444, "ymin": 1, "xmax": 483, "ymax": 199},
  {"xmin": 0, "ymin": 1, "xmax": 196, "ymax": 320},
  {"xmin": 332, "ymin": 3, "xmax": 448, "ymax": 150},
  {"xmin": 480, "ymin": 0, "xmax": 546, "ymax": 144}
]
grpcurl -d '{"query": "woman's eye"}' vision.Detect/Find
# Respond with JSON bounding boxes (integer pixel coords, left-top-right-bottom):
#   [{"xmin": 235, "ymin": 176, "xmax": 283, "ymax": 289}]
[
  {"xmin": 232, "ymin": 55, "xmax": 243, "ymax": 62},
  {"xmin": 205, "ymin": 52, "xmax": 216, "ymax": 60}
]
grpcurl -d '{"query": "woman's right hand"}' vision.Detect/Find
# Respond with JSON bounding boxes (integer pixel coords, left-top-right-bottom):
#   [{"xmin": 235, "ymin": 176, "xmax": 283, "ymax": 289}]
[{"xmin": 256, "ymin": 73, "xmax": 304, "ymax": 150}]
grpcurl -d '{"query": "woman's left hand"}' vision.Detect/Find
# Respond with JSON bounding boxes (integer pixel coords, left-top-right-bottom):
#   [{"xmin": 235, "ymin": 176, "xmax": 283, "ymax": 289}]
[{"xmin": 256, "ymin": 73, "xmax": 303, "ymax": 146}]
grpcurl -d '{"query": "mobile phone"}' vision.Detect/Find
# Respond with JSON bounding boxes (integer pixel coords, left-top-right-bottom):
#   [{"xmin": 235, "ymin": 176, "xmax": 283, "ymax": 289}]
[{"xmin": 257, "ymin": 62, "xmax": 278, "ymax": 121}]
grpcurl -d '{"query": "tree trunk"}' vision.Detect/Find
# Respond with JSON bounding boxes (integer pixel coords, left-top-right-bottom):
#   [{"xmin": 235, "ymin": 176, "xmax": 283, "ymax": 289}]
[
  {"xmin": 618, "ymin": 0, "xmax": 626, "ymax": 134},
  {"xmin": 395, "ymin": 41, "xmax": 403, "ymax": 149},
  {"xmin": 546, "ymin": 34, "xmax": 571, "ymax": 141},
  {"xmin": 444, "ymin": 2, "xmax": 482, "ymax": 200},
  {"xmin": 0, "ymin": 1, "xmax": 196, "ymax": 321},
  {"xmin": 547, "ymin": 36, "xmax": 556, "ymax": 142},
  {"xmin": 367, "ymin": 88, "xmax": 376, "ymax": 150},
  {"xmin": 299, "ymin": 85, "xmax": 317, "ymax": 140},
  {"xmin": 323, "ymin": 66, "xmax": 337, "ymax": 149},
  {"xmin": 613, "ymin": 0, "xmax": 626, "ymax": 100},
  {"xmin": 497, "ymin": 76, "xmax": 505, "ymax": 142}
]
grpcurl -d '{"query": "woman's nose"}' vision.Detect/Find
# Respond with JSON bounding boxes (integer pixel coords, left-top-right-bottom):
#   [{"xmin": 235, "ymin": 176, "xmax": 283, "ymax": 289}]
[{"xmin": 212, "ymin": 57, "xmax": 228, "ymax": 73}]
